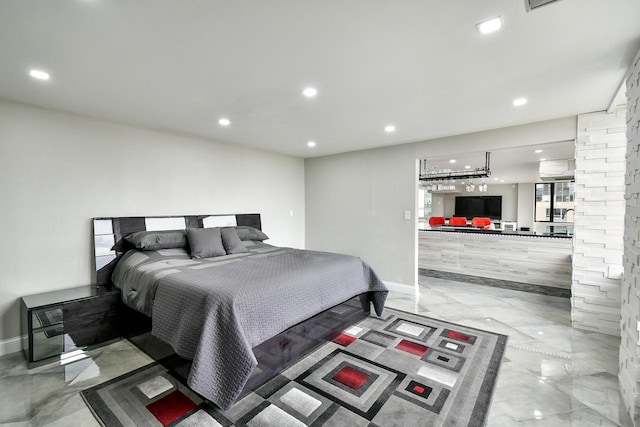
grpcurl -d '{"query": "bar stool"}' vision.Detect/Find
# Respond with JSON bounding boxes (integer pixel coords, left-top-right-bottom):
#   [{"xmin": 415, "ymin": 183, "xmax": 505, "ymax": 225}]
[
  {"xmin": 449, "ymin": 217, "xmax": 468, "ymax": 226},
  {"xmin": 428, "ymin": 216, "xmax": 445, "ymax": 227}
]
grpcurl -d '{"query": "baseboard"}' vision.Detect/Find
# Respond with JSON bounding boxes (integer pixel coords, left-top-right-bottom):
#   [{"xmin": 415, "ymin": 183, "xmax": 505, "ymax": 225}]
[
  {"xmin": 0, "ymin": 336, "xmax": 23, "ymax": 357},
  {"xmin": 384, "ymin": 281, "xmax": 417, "ymax": 295},
  {"xmin": 419, "ymin": 268, "xmax": 571, "ymax": 298}
]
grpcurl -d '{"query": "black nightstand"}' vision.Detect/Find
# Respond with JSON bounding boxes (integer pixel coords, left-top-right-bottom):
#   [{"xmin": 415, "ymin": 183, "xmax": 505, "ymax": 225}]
[{"xmin": 21, "ymin": 285, "xmax": 122, "ymax": 367}]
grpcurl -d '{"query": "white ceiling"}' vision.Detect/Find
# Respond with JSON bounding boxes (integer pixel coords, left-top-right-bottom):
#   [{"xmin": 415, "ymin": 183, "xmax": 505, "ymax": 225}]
[
  {"xmin": 423, "ymin": 140, "xmax": 576, "ymax": 184},
  {"xmin": 1, "ymin": 0, "xmax": 639, "ymax": 158}
]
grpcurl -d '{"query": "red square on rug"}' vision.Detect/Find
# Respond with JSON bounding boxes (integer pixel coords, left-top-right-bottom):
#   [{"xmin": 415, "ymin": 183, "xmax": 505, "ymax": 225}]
[
  {"xmin": 146, "ymin": 390, "xmax": 197, "ymax": 426},
  {"xmin": 447, "ymin": 330, "xmax": 471, "ymax": 341},
  {"xmin": 406, "ymin": 380, "xmax": 433, "ymax": 399},
  {"xmin": 332, "ymin": 366, "xmax": 370, "ymax": 389},
  {"xmin": 395, "ymin": 339, "xmax": 429, "ymax": 356},
  {"xmin": 332, "ymin": 333, "xmax": 357, "ymax": 347}
]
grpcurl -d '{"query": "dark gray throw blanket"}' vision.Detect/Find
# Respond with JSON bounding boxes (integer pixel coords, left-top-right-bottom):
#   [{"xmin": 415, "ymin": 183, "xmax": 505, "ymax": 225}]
[{"xmin": 112, "ymin": 244, "xmax": 388, "ymax": 409}]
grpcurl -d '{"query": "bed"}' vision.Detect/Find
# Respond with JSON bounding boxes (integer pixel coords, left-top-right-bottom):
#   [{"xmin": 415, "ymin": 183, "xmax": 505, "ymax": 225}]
[{"xmin": 93, "ymin": 214, "xmax": 388, "ymax": 409}]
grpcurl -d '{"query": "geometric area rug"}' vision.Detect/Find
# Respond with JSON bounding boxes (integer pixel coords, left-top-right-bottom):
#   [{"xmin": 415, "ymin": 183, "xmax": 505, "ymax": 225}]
[{"xmin": 81, "ymin": 308, "xmax": 507, "ymax": 426}]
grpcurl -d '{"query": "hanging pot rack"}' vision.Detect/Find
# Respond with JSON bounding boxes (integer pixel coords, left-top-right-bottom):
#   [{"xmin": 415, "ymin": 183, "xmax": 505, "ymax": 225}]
[{"xmin": 419, "ymin": 152, "xmax": 491, "ymax": 182}]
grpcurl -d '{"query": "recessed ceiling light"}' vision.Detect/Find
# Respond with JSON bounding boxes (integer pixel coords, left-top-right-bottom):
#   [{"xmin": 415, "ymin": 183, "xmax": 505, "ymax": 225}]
[
  {"xmin": 494, "ymin": 178, "xmax": 499, "ymax": 181},
  {"xmin": 465, "ymin": 165, "xmax": 471, "ymax": 169},
  {"xmin": 218, "ymin": 118, "xmax": 231, "ymax": 126},
  {"xmin": 513, "ymin": 97, "xmax": 528, "ymax": 107},
  {"xmin": 501, "ymin": 180, "xmax": 505, "ymax": 183},
  {"xmin": 476, "ymin": 16, "xmax": 503, "ymax": 35},
  {"xmin": 449, "ymin": 159, "xmax": 456, "ymax": 164},
  {"xmin": 307, "ymin": 141, "xmax": 316, "ymax": 147},
  {"xmin": 384, "ymin": 125, "xmax": 396, "ymax": 133},
  {"xmin": 302, "ymin": 87, "xmax": 317, "ymax": 98},
  {"xmin": 540, "ymin": 158, "xmax": 547, "ymax": 161},
  {"xmin": 534, "ymin": 149, "xmax": 543, "ymax": 153},
  {"xmin": 29, "ymin": 69, "xmax": 50, "ymax": 80}
]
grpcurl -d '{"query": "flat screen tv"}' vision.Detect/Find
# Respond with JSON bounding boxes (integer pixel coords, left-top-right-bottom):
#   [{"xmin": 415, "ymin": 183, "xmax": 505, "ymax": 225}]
[{"xmin": 454, "ymin": 196, "xmax": 502, "ymax": 220}]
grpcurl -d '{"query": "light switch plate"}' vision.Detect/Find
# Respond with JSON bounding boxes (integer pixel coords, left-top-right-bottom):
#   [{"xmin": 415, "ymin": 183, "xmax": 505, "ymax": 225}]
[{"xmin": 404, "ymin": 210, "xmax": 411, "ymax": 220}]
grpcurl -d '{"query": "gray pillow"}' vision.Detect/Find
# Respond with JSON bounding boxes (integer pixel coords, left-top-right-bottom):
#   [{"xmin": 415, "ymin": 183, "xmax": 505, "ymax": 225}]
[
  {"xmin": 125, "ymin": 230, "xmax": 187, "ymax": 250},
  {"xmin": 233, "ymin": 226, "xmax": 269, "ymax": 242},
  {"xmin": 187, "ymin": 227, "xmax": 226, "ymax": 259},
  {"xmin": 221, "ymin": 227, "xmax": 249, "ymax": 254}
]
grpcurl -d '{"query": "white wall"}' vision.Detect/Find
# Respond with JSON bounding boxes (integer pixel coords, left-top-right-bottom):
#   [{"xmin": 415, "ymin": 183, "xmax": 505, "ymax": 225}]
[
  {"xmin": 430, "ymin": 193, "xmax": 445, "ymax": 216},
  {"xmin": 305, "ymin": 116, "xmax": 577, "ymax": 287},
  {"xmin": 572, "ymin": 109, "xmax": 626, "ymax": 337},
  {"xmin": 619, "ymin": 48, "xmax": 640, "ymax": 421},
  {"xmin": 517, "ymin": 183, "xmax": 535, "ymax": 230},
  {"xmin": 0, "ymin": 99, "xmax": 305, "ymax": 344}
]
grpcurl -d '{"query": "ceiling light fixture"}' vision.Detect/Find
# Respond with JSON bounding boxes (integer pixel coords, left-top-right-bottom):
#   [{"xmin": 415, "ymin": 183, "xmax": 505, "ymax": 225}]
[
  {"xmin": 302, "ymin": 87, "xmax": 317, "ymax": 98},
  {"xmin": 384, "ymin": 125, "xmax": 396, "ymax": 133},
  {"xmin": 29, "ymin": 69, "xmax": 50, "ymax": 80},
  {"xmin": 513, "ymin": 97, "xmax": 528, "ymax": 107},
  {"xmin": 307, "ymin": 141, "xmax": 316, "ymax": 148},
  {"xmin": 218, "ymin": 118, "xmax": 231, "ymax": 126},
  {"xmin": 534, "ymin": 149, "xmax": 543, "ymax": 153},
  {"xmin": 465, "ymin": 165, "xmax": 471, "ymax": 169},
  {"xmin": 449, "ymin": 159, "xmax": 456, "ymax": 164},
  {"xmin": 476, "ymin": 16, "xmax": 503, "ymax": 35}
]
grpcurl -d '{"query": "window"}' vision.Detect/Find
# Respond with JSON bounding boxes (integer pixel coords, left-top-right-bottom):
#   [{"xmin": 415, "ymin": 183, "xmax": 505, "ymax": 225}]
[
  {"xmin": 535, "ymin": 182, "xmax": 574, "ymax": 222},
  {"xmin": 535, "ymin": 183, "xmax": 551, "ymax": 202},
  {"xmin": 555, "ymin": 181, "xmax": 574, "ymax": 203},
  {"xmin": 536, "ymin": 183, "xmax": 552, "ymax": 221},
  {"xmin": 418, "ymin": 188, "xmax": 432, "ymax": 230},
  {"xmin": 418, "ymin": 188, "xmax": 432, "ymax": 219}
]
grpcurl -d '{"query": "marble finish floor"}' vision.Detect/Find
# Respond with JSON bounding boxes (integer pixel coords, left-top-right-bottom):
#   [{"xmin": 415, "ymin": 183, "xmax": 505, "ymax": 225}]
[
  {"xmin": 387, "ymin": 276, "xmax": 629, "ymax": 426},
  {"xmin": 0, "ymin": 339, "xmax": 154, "ymax": 426},
  {"xmin": 0, "ymin": 275, "xmax": 630, "ymax": 426}
]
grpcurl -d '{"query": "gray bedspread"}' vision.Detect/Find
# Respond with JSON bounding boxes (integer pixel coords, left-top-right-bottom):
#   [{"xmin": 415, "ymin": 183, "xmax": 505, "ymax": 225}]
[{"xmin": 111, "ymin": 242, "xmax": 388, "ymax": 409}]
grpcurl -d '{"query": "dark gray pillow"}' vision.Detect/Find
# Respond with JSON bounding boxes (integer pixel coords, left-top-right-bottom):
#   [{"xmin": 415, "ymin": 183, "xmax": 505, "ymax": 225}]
[
  {"xmin": 125, "ymin": 230, "xmax": 187, "ymax": 250},
  {"xmin": 186, "ymin": 227, "xmax": 226, "ymax": 259},
  {"xmin": 233, "ymin": 226, "xmax": 269, "ymax": 242},
  {"xmin": 221, "ymin": 227, "xmax": 249, "ymax": 254}
]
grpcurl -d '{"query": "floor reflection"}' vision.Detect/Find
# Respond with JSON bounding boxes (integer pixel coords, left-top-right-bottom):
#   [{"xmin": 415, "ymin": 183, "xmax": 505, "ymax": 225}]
[
  {"xmin": 386, "ymin": 275, "xmax": 629, "ymax": 426},
  {"xmin": 63, "ymin": 351, "xmax": 100, "ymax": 385}
]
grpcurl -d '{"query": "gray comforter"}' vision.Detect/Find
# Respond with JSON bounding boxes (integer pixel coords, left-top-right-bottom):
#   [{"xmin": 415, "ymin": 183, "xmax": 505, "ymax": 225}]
[{"xmin": 111, "ymin": 242, "xmax": 388, "ymax": 409}]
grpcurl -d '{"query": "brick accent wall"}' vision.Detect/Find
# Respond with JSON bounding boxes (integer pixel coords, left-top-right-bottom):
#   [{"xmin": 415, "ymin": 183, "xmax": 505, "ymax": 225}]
[
  {"xmin": 573, "ymin": 110, "xmax": 626, "ymax": 336},
  {"xmin": 620, "ymin": 50, "xmax": 640, "ymax": 424}
]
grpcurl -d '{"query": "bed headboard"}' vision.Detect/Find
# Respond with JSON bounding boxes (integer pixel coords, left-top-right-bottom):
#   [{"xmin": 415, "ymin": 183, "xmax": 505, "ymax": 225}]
[{"xmin": 92, "ymin": 213, "xmax": 261, "ymax": 287}]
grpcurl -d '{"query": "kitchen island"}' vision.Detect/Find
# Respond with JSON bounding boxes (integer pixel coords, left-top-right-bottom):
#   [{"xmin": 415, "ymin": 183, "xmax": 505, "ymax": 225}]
[{"xmin": 419, "ymin": 228, "xmax": 572, "ymax": 294}]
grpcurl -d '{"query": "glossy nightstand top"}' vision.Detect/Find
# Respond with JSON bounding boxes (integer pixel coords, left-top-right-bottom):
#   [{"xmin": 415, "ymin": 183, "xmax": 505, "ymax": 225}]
[{"xmin": 22, "ymin": 285, "xmax": 117, "ymax": 309}]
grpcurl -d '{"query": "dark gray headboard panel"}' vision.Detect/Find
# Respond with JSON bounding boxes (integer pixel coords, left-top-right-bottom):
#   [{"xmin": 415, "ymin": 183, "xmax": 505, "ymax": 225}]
[{"xmin": 92, "ymin": 213, "xmax": 261, "ymax": 286}]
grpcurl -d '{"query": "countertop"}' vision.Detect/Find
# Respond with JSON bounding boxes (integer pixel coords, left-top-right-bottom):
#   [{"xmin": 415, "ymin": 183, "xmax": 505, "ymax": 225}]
[{"xmin": 419, "ymin": 226, "xmax": 573, "ymax": 239}]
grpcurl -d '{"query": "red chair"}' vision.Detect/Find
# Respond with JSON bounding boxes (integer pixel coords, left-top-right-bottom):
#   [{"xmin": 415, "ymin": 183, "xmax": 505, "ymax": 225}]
[
  {"xmin": 449, "ymin": 217, "xmax": 468, "ymax": 226},
  {"xmin": 471, "ymin": 217, "xmax": 491, "ymax": 227},
  {"xmin": 428, "ymin": 216, "xmax": 445, "ymax": 227}
]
